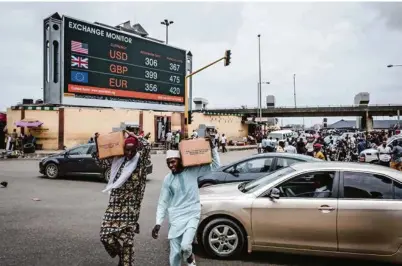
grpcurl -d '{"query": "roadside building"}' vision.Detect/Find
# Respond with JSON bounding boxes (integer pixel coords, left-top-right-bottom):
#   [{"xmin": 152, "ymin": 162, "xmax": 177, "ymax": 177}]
[{"xmin": 6, "ymin": 104, "xmax": 248, "ymax": 150}]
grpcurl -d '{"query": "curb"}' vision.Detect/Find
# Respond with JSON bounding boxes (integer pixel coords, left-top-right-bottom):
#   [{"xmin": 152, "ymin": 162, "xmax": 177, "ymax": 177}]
[{"xmin": 1, "ymin": 146, "xmax": 257, "ymax": 160}]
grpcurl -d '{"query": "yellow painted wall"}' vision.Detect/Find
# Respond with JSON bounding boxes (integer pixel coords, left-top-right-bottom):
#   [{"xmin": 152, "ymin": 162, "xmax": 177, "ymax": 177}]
[
  {"xmin": 171, "ymin": 112, "xmax": 182, "ymax": 132},
  {"xmin": 189, "ymin": 113, "xmax": 248, "ymax": 140},
  {"xmin": 25, "ymin": 110, "xmax": 59, "ymax": 150},
  {"xmin": 141, "ymin": 110, "xmax": 154, "ymax": 141},
  {"xmin": 6, "ymin": 107, "xmax": 248, "ymax": 150},
  {"xmin": 63, "ymin": 107, "xmax": 140, "ymax": 148},
  {"xmin": 6, "ymin": 109, "xmax": 59, "ymax": 150},
  {"xmin": 5, "ymin": 109, "xmax": 22, "ymax": 134}
]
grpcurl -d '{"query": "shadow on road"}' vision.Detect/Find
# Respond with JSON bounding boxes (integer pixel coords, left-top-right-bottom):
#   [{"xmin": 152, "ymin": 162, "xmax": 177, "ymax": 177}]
[
  {"xmin": 37, "ymin": 174, "xmax": 154, "ymax": 184},
  {"xmin": 38, "ymin": 174, "xmax": 105, "ymax": 183},
  {"xmin": 193, "ymin": 244, "xmax": 393, "ymax": 266}
]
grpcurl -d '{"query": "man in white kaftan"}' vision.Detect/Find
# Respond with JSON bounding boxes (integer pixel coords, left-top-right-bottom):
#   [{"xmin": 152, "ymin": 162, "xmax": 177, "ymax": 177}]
[{"xmin": 152, "ymin": 144, "xmax": 220, "ymax": 266}]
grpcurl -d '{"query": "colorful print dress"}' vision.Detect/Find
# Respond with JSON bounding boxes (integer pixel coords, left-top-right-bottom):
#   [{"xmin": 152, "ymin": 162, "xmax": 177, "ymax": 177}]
[{"xmin": 93, "ymin": 139, "xmax": 151, "ymax": 266}]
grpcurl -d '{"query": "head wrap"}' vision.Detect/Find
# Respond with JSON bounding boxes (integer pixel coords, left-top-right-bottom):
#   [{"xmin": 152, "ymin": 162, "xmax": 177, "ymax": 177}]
[
  {"xmin": 166, "ymin": 150, "xmax": 180, "ymax": 159},
  {"xmin": 125, "ymin": 136, "xmax": 138, "ymax": 147},
  {"xmin": 313, "ymin": 143, "xmax": 323, "ymax": 149}
]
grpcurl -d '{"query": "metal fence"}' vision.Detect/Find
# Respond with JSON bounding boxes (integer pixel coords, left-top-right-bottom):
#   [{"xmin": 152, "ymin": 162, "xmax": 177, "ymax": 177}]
[{"xmin": 204, "ymin": 104, "xmax": 402, "ymax": 110}]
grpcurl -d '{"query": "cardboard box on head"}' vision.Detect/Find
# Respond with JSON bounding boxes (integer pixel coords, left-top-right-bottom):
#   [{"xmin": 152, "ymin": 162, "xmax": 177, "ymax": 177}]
[
  {"xmin": 179, "ymin": 138, "xmax": 212, "ymax": 167},
  {"xmin": 96, "ymin": 131, "xmax": 125, "ymax": 159}
]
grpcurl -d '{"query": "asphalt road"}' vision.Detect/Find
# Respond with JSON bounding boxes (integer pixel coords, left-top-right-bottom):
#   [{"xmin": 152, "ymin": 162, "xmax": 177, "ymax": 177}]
[{"xmin": 0, "ymin": 150, "xmax": 391, "ymax": 266}]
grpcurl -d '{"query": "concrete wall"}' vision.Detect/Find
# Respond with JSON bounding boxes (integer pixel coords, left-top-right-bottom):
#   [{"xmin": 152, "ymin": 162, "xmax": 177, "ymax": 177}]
[
  {"xmin": 5, "ymin": 109, "xmax": 21, "ymax": 134},
  {"xmin": 189, "ymin": 113, "xmax": 248, "ymax": 140},
  {"xmin": 26, "ymin": 110, "xmax": 59, "ymax": 150},
  {"xmin": 6, "ymin": 107, "xmax": 248, "ymax": 150},
  {"xmin": 142, "ymin": 110, "xmax": 155, "ymax": 141},
  {"xmin": 64, "ymin": 107, "xmax": 140, "ymax": 148},
  {"xmin": 6, "ymin": 108, "xmax": 59, "ymax": 150}
]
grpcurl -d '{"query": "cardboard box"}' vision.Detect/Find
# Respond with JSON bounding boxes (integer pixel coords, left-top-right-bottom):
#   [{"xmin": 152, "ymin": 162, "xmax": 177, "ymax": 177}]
[
  {"xmin": 96, "ymin": 131, "xmax": 125, "ymax": 159},
  {"xmin": 179, "ymin": 138, "xmax": 212, "ymax": 167}
]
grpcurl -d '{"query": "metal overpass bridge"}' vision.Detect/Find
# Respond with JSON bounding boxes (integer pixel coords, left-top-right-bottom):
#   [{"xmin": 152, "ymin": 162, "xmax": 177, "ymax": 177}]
[{"xmin": 201, "ymin": 104, "xmax": 402, "ymax": 117}]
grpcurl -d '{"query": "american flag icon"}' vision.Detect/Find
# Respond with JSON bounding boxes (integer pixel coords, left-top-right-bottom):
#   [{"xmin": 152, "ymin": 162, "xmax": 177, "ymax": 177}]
[{"xmin": 71, "ymin": 40, "xmax": 88, "ymax": 54}]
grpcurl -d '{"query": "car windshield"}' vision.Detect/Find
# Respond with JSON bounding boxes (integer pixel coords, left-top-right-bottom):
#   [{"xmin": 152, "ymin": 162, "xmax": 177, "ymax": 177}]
[
  {"xmin": 240, "ymin": 166, "xmax": 296, "ymax": 194},
  {"xmin": 268, "ymin": 133, "xmax": 283, "ymax": 140}
]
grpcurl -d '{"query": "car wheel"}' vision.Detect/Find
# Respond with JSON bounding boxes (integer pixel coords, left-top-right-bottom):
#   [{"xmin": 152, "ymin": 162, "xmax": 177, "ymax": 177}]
[
  {"xmin": 202, "ymin": 218, "xmax": 245, "ymax": 259},
  {"xmin": 201, "ymin": 182, "xmax": 215, "ymax": 188},
  {"xmin": 45, "ymin": 163, "xmax": 59, "ymax": 179},
  {"xmin": 103, "ymin": 168, "xmax": 111, "ymax": 182}
]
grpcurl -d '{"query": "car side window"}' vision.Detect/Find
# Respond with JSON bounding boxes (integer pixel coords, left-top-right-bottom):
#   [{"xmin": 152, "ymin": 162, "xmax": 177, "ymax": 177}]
[
  {"xmin": 276, "ymin": 171, "xmax": 335, "ymax": 198},
  {"xmin": 343, "ymin": 171, "xmax": 393, "ymax": 199},
  {"xmin": 69, "ymin": 145, "xmax": 90, "ymax": 155},
  {"xmin": 235, "ymin": 158, "xmax": 273, "ymax": 173},
  {"xmin": 394, "ymin": 181, "xmax": 402, "ymax": 199},
  {"xmin": 87, "ymin": 145, "xmax": 96, "ymax": 155},
  {"xmin": 276, "ymin": 158, "xmax": 300, "ymax": 170}
]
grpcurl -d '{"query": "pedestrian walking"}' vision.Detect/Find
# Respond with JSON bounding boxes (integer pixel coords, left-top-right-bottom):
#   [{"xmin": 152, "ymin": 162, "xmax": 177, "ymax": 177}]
[
  {"xmin": 152, "ymin": 140, "xmax": 220, "ymax": 266},
  {"xmin": 214, "ymin": 130, "xmax": 220, "ymax": 149},
  {"xmin": 10, "ymin": 129, "xmax": 17, "ymax": 151},
  {"xmin": 93, "ymin": 133, "xmax": 151, "ymax": 266},
  {"xmin": 277, "ymin": 141, "xmax": 285, "ymax": 152},
  {"xmin": 220, "ymin": 133, "xmax": 227, "ymax": 153},
  {"xmin": 166, "ymin": 131, "xmax": 172, "ymax": 150},
  {"xmin": 174, "ymin": 130, "xmax": 181, "ymax": 150},
  {"xmin": 377, "ymin": 140, "xmax": 391, "ymax": 167},
  {"xmin": 390, "ymin": 140, "xmax": 402, "ymax": 171},
  {"xmin": 284, "ymin": 142, "xmax": 297, "ymax": 153}
]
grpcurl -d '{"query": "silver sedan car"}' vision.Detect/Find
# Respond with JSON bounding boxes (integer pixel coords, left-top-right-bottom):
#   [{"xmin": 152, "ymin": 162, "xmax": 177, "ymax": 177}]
[{"xmin": 198, "ymin": 162, "xmax": 402, "ymax": 263}]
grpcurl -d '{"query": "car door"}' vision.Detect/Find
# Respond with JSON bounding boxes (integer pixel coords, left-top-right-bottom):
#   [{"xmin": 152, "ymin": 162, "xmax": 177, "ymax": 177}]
[
  {"xmin": 251, "ymin": 170, "xmax": 339, "ymax": 251},
  {"xmin": 337, "ymin": 171, "xmax": 402, "ymax": 255},
  {"xmin": 226, "ymin": 157, "xmax": 275, "ymax": 183},
  {"xmin": 273, "ymin": 157, "xmax": 302, "ymax": 171},
  {"xmin": 62, "ymin": 145, "xmax": 91, "ymax": 173},
  {"xmin": 81, "ymin": 144, "xmax": 101, "ymax": 173}
]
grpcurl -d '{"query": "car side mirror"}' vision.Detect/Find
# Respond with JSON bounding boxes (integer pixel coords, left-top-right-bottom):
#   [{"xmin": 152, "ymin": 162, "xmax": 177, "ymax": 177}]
[
  {"xmin": 64, "ymin": 151, "xmax": 69, "ymax": 157},
  {"xmin": 269, "ymin": 188, "xmax": 280, "ymax": 200},
  {"xmin": 229, "ymin": 168, "xmax": 239, "ymax": 177}
]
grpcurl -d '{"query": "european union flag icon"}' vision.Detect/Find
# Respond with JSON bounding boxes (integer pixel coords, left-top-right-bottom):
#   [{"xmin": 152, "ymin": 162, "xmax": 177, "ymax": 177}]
[{"xmin": 71, "ymin": 71, "xmax": 88, "ymax": 83}]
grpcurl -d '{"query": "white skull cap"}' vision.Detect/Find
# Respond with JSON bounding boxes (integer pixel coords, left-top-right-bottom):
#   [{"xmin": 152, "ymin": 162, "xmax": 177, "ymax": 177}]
[{"xmin": 166, "ymin": 150, "xmax": 181, "ymax": 159}]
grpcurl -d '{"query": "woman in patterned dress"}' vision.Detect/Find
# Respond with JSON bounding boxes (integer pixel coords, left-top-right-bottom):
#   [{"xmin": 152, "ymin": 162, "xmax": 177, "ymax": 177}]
[{"xmin": 93, "ymin": 133, "xmax": 151, "ymax": 266}]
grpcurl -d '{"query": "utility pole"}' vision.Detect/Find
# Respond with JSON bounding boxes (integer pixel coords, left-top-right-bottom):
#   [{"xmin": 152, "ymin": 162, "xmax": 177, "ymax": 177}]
[
  {"xmin": 160, "ymin": 19, "xmax": 173, "ymax": 44},
  {"xmin": 183, "ymin": 50, "xmax": 231, "ymax": 137},
  {"xmin": 293, "ymin": 74, "xmax": 296, "ymax": 108},
  {"xmin": 187, "ymin": 51, "xmax": 193, "ymax": 112},
  {"xmin": 257, "ymin": 34, "xmax": 262, "ymax": 120}
]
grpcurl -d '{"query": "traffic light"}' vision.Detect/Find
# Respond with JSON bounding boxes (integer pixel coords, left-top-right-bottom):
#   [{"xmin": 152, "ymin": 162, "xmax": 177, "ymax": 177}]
[
  {"xmin": 187, "ymin": 110, "xmax": 193, "ymax": 124},
  {"xmin": 224, "ymin": 50, "xmax": 231, "ymax": 66}
]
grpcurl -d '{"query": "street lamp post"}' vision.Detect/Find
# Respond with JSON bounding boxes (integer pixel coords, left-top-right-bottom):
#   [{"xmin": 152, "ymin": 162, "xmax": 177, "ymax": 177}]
[
  {"xmin": 293, "ymin": 74, "xmax": 296, "ymax": 108},
  {"xmin": 257, "ymin": 81, "xmax": 270, "ymax": 124},
  {"xmin": 160, "ymin": 19, "xmax": 174, "ymax": 44},
  {"xmin": 257, "ymin": 34, "xmax": 262, "ymax": 120}
]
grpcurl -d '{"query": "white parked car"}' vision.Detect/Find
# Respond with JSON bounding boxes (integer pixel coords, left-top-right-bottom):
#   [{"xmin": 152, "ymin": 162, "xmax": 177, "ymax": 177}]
[{"xmin": 359, "ymin": 135, "xmax": 402, "ymax": 163}]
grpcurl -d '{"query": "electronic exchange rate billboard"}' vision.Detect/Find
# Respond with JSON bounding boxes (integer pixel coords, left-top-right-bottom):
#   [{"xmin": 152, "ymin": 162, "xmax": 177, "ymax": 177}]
[{"xmin": 63, "ymin": 16, "xmax": 186, "ymax": 111}]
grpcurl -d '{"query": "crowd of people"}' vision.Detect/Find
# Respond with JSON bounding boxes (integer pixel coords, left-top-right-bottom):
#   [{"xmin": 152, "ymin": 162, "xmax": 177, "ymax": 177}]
[
  {"xmin": 163, "ymin": 129, "xmax": 229, "ymax": 153},
  {"xmin": 257, "ymin": 129, "xmax": 402, "ymax": 170},
  {"xmin": 3, "ymin": 128, "xmax": 36, "ymax": 155}
]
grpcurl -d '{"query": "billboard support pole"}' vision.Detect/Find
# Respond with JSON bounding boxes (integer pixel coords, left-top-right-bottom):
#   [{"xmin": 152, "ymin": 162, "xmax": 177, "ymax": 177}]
[{"xmin": 183, "ymin": 56, "xmax": 226, "ymax": 138}]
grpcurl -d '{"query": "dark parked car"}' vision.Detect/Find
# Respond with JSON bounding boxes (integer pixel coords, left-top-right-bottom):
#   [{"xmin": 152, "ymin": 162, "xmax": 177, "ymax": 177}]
[
  {"xmin": 39, "ymin": 143, "xmax": 152, "ymax": 182},
  {"xmin": 197, "ymin": 153, "xmax": 322, "ymax": 187}
]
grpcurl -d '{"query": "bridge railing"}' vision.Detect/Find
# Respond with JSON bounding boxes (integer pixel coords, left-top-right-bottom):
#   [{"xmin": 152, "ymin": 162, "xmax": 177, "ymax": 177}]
[{"xmin": 204, "ymin": 104, "xmax": 401, "ymax": 110}]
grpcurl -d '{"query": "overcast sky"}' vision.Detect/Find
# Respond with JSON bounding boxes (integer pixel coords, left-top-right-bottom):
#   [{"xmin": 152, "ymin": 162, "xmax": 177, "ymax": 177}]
[{"xmin": 0, "ymin": 2, "xmax": 401, "ymax": 125}]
